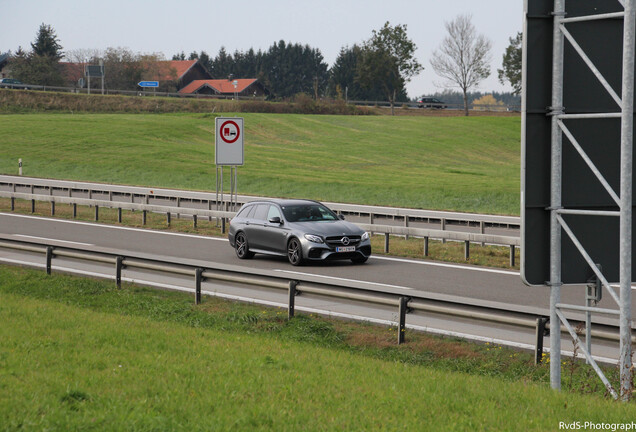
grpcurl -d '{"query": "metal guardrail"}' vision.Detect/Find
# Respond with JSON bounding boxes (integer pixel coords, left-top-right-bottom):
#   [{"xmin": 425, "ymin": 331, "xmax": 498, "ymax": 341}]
[
  {"xmin": 0, "ymin": 235, "xmax": 630, "ymax": 365},
  {"xmin": 0, "ymin": 175, "xmax": 520, "ymax": 226}
]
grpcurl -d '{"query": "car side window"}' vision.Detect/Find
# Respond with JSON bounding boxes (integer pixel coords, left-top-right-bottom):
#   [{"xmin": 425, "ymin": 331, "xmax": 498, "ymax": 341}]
[
  {"xmin": 253, "ymin": 204, "xmax": 269, "ymax": 221},
  {"xmin": 267, "ymin": 205, "xmax": 282, "ymax": 221}
]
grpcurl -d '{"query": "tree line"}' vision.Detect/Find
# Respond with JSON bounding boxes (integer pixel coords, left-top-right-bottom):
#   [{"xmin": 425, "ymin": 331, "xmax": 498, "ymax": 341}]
[{"xmin": 4, "ymin": 19, "xmax": 523, "ymax": 116}]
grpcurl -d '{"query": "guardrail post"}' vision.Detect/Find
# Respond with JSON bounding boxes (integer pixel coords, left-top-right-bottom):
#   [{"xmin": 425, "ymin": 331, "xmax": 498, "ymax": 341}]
[
  {"xmin": 510, "ymin": 245, "xmax": 516, "ymax": 267},
  {"xmin": 404, "ymin": 216, "xmax": 409, "ymax": 240},
  {"xmin": 464, "ymin": 241, "xmax": 470, "ymax": 260},
  {"xmin": 424, "ymin": 237, "xmax": 429, "ymax": 256},
  {"xmin": 441, "ymin": 218, "xmax": 446, "ymax": 244},
  {"xmin": 95, "ymin": 205, "xmax": 99, "ymax": 221},
  {"xmin": 398, "ymin": 296, "xmax": 410, "ymax": 345},
  {"xmin": 535, "ymin": 317, "xmax": 549, "ymax": 365},
  {"xmin": 193, "ymin": 215, "xmax": 197, "ymax": 229},
  {"xmin": 51, "ymin": 201, "xmax": 55, "ymax": 216},
  {"xmin": 46, "ymin": 246, "xmax": 53, "ymax": 275},
  {"xmin": 384, "ymin": 234, "xmax": 390, "ymax": 253},
  {"xmin": 72, "ymin": 203, "xmax": 77, "ymax": 218},
  {"xmin": 195, "ymin": 268, "xmax": 203, "ymax": 305},
  {"xmin": 118, "ymin": 208, "xmax": 122, "ymax": 223},
  {"xmin": 10, "ymin": 196, "xmax": 14, "ymax": 211},
  {"xmin": 480, "ymin": 221, "xmax": 486, "ymax": 246},
  {"xmin": 115, "ymin": 256, "xmax": 124, "ymax": 289},
  {"xmin": 288, "ymin": 280, "xmax": 298, "ymax": 319},
  {"xmin": 222, "ymin": 217, "xmax": 226, "ymax": 234},
  {"xmin": 166, "ymin": 212, "xmax": 171, "ymax": 226},
  {"xmin": 142, "ymin": 210, "xmax": 147, "ymax": 225}
]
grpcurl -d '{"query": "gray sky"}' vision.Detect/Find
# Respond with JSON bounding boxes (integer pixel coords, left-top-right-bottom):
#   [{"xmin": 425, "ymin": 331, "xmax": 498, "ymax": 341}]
[{"xmin": 1, "ymin": 0, "xmax": 523, "ymax": 98}]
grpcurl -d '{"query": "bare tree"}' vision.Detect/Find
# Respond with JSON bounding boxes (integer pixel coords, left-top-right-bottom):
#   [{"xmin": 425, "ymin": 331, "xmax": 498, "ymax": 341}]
[{"xmin": 430, "ymin": 15, "xmax": 492, "ymax": 116}]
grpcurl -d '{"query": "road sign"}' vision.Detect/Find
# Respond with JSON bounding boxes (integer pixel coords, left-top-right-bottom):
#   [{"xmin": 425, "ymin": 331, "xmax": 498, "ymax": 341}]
[
  {"xmin": 215, "ymin": 117, "xmax": 244, "ymax": 165},
  {"xmin": 522, "ymin": 0, "xmax": 634, "ymax": 285},
  {"xmin": 138, "ymin": 81, "xmax": 159, "ymax": 88}
]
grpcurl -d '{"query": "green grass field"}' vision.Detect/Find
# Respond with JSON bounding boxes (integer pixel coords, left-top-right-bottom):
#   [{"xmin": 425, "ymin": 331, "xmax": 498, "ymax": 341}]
[
  {"xmin": 0, "ymin": 113, "xmax": 521, "ymax": 215},
  {"xmin": 2, "ymin": 265, "xmax": 635, "ymax": 431}
]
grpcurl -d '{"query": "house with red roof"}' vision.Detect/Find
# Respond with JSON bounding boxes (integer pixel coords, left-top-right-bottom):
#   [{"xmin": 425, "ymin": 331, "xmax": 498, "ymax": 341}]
[
  {"xmin": 154, "ymin": 60, "xmax": 211, "ymax": 89},
  {"xmin": 178, "ymin": 78, "xmax": 269, "ymax": 98}
]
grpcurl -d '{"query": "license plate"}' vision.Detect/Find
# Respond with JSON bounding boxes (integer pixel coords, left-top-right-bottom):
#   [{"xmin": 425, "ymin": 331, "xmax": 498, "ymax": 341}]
[{"xmin": 336, "ymin": 246, "xmax": 356, "ymax": 252}]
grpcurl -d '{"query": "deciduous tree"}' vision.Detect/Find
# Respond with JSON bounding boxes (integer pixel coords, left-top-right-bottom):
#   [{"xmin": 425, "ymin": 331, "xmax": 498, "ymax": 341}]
[
  {"xmin": 498, "ymin": 32, "xmax": 522, "ymax": 96},
  {"xmin": 430, "ymin": 15, "xmax": 492, "ymax": 116},
  {"xmin": 357, "ymin": 22, "xmax": 422, "ymax": 115}
]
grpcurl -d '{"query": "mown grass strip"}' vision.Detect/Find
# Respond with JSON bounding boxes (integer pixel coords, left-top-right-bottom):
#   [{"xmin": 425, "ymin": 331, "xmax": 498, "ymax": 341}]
[{"xmin": 0, "ymin": 265, "xmax": 634, "ymax": 432}]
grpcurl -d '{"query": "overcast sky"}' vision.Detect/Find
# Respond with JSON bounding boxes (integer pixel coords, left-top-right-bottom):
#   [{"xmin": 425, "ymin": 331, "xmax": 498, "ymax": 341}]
[{"xmin": 1, "ymin": 0, "xmax": 524, "ymax": 98}]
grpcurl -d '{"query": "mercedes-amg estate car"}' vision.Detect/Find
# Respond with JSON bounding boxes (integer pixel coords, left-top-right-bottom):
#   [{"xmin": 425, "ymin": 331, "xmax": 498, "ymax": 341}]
[{"xmin": 228, "ymin": 199, "xmax": 371, "ymax": 265}]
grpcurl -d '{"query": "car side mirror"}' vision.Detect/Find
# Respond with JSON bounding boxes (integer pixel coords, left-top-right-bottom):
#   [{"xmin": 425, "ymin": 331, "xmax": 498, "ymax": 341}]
[
  {"xmin": 338, "ymin": 214, "xmax": 345, "ymax": 220},
  {"xmin": 269, "ymin": 216, "xmax": 283, "ymax": 224}
]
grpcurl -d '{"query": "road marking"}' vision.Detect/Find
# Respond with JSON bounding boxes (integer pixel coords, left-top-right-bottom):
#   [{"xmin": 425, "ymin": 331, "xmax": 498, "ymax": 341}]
[
  {"xmin": 0, "ymin": 213, "xmax": 228, "ymax": 241},
  {"xmin": 12, "ymin": 234, "xmax": 94, "ymax": 247},
  {"xmin": 273, "ymin": 269, "xmax": 414, "ymax": 290},
  {"xmin": 371, "ymin": 255, "xmax": 520, "ymax": 276}
]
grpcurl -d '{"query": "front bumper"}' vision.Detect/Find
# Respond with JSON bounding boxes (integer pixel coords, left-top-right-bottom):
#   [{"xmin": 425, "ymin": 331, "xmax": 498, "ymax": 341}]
[{"xmin": 302, "ymin": 241, "xmax": 372, "ymax": 261}]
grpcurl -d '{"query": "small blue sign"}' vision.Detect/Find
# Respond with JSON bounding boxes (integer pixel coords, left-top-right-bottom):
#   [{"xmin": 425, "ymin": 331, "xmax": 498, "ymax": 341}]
[{"xmin": 138, "ymin": 81, "xmax": 159, "ymax": 88}]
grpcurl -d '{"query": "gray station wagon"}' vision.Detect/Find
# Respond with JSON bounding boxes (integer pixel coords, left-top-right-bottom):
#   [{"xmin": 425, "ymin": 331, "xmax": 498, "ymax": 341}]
[{"xmin": 228, "ymin": 199, "xmax": 371, "ymax": 265}]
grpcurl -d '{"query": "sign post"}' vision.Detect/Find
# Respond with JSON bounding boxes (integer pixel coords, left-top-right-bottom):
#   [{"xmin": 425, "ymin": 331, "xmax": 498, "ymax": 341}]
[{"xmin": 215, "ymin": 117, "xmax": 244, "ymax": 216}]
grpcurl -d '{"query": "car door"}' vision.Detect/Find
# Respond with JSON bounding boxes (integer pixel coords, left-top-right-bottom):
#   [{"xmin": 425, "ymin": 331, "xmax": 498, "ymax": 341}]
[
  {"xmin": 259, "ymin": 205, "xmax": 289, "ymax": 254},
  {"xmin": 244, "ymin": 204, "xmax": 269, "ymax": 250}
]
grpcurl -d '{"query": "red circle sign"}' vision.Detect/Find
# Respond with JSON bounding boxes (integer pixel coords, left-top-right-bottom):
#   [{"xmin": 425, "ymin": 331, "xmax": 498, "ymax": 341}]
[{"xmin": 220, "ymin": 120, "xmax": 240, "ymax": 144}]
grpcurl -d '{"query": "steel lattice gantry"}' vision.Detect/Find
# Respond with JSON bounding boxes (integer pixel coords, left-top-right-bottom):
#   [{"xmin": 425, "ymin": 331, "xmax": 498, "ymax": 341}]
[{"xmin": 523, "ymin": 0, "xmax": 635, "ymax": 400}]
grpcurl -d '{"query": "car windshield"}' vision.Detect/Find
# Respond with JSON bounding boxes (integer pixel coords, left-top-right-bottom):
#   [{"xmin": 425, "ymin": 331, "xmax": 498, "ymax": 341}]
[{"xmin": 281, "ymin": 204, "xmax": 338, "ymax": 222}]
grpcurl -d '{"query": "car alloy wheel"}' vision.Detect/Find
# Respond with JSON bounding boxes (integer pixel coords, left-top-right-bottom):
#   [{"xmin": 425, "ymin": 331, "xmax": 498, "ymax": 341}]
[
  {"xmin": 287, "ymin": 238, "xmax": 303, "ymax": 266},
  {"xmin": 235, "ymin": 232, "xmax": 254, "ymax": 259}
]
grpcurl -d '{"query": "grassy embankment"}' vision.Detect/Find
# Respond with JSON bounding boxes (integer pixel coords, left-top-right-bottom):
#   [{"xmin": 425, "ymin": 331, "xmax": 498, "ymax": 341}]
[
  {"xmin": 0, "ymin": 111, "xmax": 520, "ymax": 215},
  {"xmin": 1, "ymin": 265, "xmax": 634, "ymax": 431}
]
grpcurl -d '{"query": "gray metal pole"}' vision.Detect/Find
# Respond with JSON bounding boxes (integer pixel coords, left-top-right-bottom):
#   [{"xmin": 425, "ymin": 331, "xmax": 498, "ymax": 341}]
[
  {"xmin": 619, "ymin": 0, "xmax": 635, "ymax": 401},
  {"xmin": 549, "ymin": 0, "xmax": 565, "ymax": 391}
]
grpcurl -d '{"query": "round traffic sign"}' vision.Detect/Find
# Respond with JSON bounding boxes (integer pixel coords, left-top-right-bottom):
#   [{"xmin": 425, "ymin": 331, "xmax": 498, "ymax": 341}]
[{"xmin": 219, "ymin": 120, "xmax": 240, "ymax": 144}]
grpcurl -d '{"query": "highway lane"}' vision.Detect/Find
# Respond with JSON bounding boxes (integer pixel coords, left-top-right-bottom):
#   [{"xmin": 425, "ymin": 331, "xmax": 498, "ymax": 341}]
[{"xmin": 0, "ymin": 212, "xmax": 627, "ymax": 325}]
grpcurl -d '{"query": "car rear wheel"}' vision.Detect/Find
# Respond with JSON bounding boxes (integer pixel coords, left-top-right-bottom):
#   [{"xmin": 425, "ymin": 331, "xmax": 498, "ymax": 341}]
[
  {"xmin": 287, "ymin": 238, "xmax": 304, "ymax": 266},
  {"xmin": 235, "ymin": 232, "xmax": 254, "ymax": 259}
]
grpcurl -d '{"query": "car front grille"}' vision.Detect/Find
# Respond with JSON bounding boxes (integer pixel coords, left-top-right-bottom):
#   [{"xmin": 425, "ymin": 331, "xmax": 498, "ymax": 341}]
[{"xmin": 325, "ymin": 235, "xmax": 361, "ymax": 247}]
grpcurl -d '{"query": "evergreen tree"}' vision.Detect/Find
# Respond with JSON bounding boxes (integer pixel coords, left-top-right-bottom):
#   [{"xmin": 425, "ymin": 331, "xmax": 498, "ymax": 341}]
[
  {"xmin": 211, "ymin": 47, "xmax": 234, "ymax": 79},
  {"xmin": 31, "ymin": 23, "xmax": 63, "ymax": 60},
  {"xmin": 11, "ymin": 24, "xmax": 64, "ymax": 86}
]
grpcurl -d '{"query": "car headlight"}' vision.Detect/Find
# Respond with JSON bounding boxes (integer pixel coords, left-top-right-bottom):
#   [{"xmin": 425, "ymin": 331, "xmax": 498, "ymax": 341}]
[
  {"xmin": 361, "ymin": 232, "xmax": 369, "ymax": 241},
  {"xmin": 304, "ymin": 234, "xmax": 324, "ymax": 243}
]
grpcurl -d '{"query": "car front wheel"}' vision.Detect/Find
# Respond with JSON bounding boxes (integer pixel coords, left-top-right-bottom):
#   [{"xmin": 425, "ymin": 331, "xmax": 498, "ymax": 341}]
[
  {"xmin": 287, "ymin": 238, "xmax": 304, "ymax": 266},
  {"xmin": 235, "ymin": 232, "xmax": 254, "ymax": 259}
]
